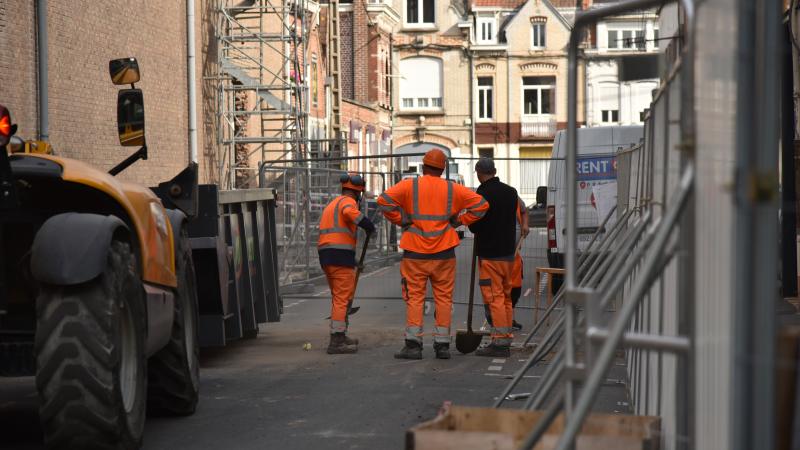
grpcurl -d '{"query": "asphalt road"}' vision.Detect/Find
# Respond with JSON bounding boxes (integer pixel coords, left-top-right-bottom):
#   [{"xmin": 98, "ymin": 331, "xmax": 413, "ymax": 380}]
[{"xmin": 1, "ymin": 242, "xmax": 630, "ymax": 450}]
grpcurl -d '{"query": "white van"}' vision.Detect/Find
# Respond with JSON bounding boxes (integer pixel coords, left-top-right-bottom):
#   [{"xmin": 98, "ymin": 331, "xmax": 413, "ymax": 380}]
[{"xmin": 543, "ymin": 126, "xmax": 644, "ymax": 270}]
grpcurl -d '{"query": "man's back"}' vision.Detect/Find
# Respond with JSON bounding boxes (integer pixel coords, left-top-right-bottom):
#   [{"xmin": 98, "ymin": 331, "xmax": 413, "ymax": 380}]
[
  {"xmin": 379, "ymin": 175, "xmax": 487, "ymax": 254},
  {"xmin": 470, "ymin": 177, "xmax": 518, "ymax": 258}
]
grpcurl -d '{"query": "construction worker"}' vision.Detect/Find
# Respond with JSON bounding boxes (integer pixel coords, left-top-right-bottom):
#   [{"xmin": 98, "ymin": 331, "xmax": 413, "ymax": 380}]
[
  {"xmin": 318, "ymin": 173, "xmax": 375, "ymax": 354},
  {"xmin": 378, "ymin": 149, "xmax": 489, "ymax": 360},
  {"xmin": 468, "ymin": 158, "xmax": 519, "ymax": 357}
]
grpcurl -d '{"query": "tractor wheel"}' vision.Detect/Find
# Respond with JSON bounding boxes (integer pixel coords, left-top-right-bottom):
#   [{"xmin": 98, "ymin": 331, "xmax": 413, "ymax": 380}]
[
  {"xmin": 146, "ymin": 228, "xmax": 200, "ymax": 416},
  {"xmin": 35, "ymin": 240, "xmax": 147, "ymax": 450}
]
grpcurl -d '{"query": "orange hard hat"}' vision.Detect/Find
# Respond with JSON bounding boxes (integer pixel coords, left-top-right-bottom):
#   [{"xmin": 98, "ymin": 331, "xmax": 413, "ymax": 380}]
[
  {"xmin": 340, "ymin": 172, "xmax": 366, "ymax": 192},
  {"xmin": 422, "ymin": 149, "xmax": 447, "ymax": 170}
]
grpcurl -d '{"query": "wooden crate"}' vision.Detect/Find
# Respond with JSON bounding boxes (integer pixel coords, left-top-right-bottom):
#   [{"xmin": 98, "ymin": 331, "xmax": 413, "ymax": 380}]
[{"xmin": 407, "ymin": 405, "xmax": 660, "ymax": 450}]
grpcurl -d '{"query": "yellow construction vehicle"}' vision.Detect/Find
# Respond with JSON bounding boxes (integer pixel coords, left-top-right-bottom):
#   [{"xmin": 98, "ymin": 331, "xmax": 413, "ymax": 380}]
[{"xmin": 0, "ymin": 57, "xmax": 199, "ymax": 449}]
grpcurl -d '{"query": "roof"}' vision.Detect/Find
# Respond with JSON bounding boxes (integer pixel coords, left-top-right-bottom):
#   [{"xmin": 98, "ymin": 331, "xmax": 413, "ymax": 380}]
[
  {"xmin": 548, "ymin": 0, "xmax": 579, "ymax": 6},
  {"xmin": 473, "ymin": 0, "xmax": 527, "ymax": 8},
  {"xmin": 495, "ymin": 0, "xmax": 573, "ymax": 40}
]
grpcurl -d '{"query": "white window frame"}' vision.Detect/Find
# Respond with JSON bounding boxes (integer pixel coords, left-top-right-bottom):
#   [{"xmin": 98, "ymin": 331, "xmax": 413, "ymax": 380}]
[
  {"xmin": 477, "ymin": 76, "xmax": 493, "ymax": 121},
  {"xmin": 600, "ymin": 109, "xmax": 619, "ymax": 124},
  {"xmin": 399, "ymin": 57, "xmax": 443, "ymax": 111},
  {"xmin": 607, "ymin": 27, "xmax": 646, "ymax": 51},
  {"xmin": 531, "ymin": 22, "xmax": 546, "ymax": 49},
  {"xmin": 521, "ymin": 76, "xmax": 556, "ymax": 117},
  {"xmin": 476, "ymin": 16, "xmax": 496, "ymax": 44},
  {"xmin": 404, "ymin": 0, "xmax": 435, "ymax": 28}
]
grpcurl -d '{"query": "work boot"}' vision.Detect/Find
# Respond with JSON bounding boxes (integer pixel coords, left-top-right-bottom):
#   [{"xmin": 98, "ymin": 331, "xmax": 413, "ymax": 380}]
[
  {"xmin": 394, "ymin": 340, "xmax": 423, "ymax": 359},
  {"xmin": 433, "ymin": 343, "xmax": 451, "ymax": 360},
  {"xmin": 475, "ymin": 343, "xmax": 511, "ymax": 358},
  {"xmin": 512, "ymin": 320, "xmax": 523, "ymax": 331},
  {"xmin": 344, "ymin": 335, "xmax": 359, "ymax": 346},
  {"xmin": 327, "ymin": 333, "xmax": 358, "ymax": 354}
]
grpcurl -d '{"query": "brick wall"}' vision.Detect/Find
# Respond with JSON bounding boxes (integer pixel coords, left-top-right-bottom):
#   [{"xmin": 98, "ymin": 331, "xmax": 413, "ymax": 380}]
[
  {"xmin": 352, "ymin": 0, "xmax": 369, "ymax": 104},
  {"xmin": 340, "ymin": 12, "xmax": 355, "ymax": 100},
  {"xmin": 0, "ymin": 0, "xmax": 213, "ymax": 186},
  {"xmin": 0, "ymin": 1, "xmax": 38, "ymax": 141}
]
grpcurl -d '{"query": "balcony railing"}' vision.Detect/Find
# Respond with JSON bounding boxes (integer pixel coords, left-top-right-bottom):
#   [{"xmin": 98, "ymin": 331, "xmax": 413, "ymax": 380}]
[{"xmin": 521, "ymin": 116, "xmax": 557, "ymax": 138}]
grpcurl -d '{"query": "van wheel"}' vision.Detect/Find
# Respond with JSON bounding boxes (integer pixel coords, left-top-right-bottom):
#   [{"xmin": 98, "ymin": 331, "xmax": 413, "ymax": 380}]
[
  {"xmin": 147, "ymin": 228, "xmax": 200, "ymax": 416},
  {"xmin": 35, "ymin": 241, "xmax": 147, "ymax": 450}
]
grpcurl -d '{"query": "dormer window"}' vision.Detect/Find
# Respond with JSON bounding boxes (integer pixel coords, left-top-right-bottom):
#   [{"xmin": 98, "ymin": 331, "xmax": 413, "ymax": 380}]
[
  {"xmin": 476, "ymin": 16, "xmax": 497, "ymax": 44},
  {"xmin": 531, "ymin": 17, "xmax": 546, "ymax": 50}
]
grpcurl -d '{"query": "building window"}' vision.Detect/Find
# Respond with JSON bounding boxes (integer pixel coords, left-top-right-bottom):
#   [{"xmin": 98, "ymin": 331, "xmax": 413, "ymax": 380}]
[
  {"xmin": 311, "ymin": 56, "xmax": 318, "ymax": 107},
  {"xmin": 522, "ymin": 76, "xmax": 555, "ymax": 116},
  {"xmin": 601, "ymin": 110, "xmax": 619, "ymax": 123},
  {"xmin": 531, "ymin": 23, "xmax": 546, "ymax": 49},
  {"xmin": 478, "ymin": 148, "xmax": 494, "ymax": 159},
  {"xmin": 399, "ymin": 57, "xmax": 443, "ymax": 110},
  {"xmin": 653, "ymin": 28, "xmax": 659, "ymax": 49},
  {"xmin": 406, "ymin": 0, "xmax": 435, "ymax": 25},
  {"xmin": 384, "ymin": 55, "xmax": 391, "ymax": 104},
  {"xmin": 608, "ymin": 28, "xmax": 645, "ymax": 50},
  {"xmin": 597, "ymin": 83, "xmax": 620, "ymax": 124},
  {"xmin": 477, "ymin": 17, "xmax": 496, "ymax": 44},
  {"xmin": 477, "ymin": 77, "xmax": 493, "ymax": 120}
]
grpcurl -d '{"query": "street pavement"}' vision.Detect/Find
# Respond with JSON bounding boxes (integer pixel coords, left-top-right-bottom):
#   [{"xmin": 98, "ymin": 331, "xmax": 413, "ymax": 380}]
[{"xmin": 1, "ymin": 238, "xmax": 630, "ymax": 449}]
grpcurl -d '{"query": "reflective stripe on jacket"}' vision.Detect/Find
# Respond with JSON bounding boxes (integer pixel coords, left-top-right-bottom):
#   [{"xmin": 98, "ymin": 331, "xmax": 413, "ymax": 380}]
[
  {"xmin": 377, "ymin": 175, "xmax": 489, "ymax": 254},
  {"xmin": 318, "ymin": 195, "xmax": 365, "ymax": 251}
]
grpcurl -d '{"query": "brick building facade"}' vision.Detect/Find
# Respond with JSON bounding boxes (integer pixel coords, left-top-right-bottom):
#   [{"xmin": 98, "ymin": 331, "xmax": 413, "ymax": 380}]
[
  {"xmin": 334, "ymin": 0, "xmax": 397, "ymax": 195},
  {"xmin": 0, "ymin": 0, "xmax": 219, "ymax": 186}
]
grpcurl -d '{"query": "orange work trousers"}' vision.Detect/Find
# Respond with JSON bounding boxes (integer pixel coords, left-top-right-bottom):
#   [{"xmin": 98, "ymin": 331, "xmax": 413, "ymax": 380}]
[
  {"xmin": 511, "ymin": 253, "xmax": 523, "ymax": 288},
  {"xmin": 323, "ymin": 265, "xmax": 356, "ymax": 333},
  {"xmin": 400, "ymin": 257, "xmax": 456, "ymax": 344},
  {"xmin": 478, "ymin": 258, "xmax": 514, "ymax": 345}
]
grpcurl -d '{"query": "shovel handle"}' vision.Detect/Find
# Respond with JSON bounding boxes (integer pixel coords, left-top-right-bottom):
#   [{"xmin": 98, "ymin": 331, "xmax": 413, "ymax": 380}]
[
  {"xmin": 466, "ymin": 240, "xmax": 478, "ymax": 332},
  {"xmin": 354, "ymin": 231, "xmax": 371, "ymax": 285}
]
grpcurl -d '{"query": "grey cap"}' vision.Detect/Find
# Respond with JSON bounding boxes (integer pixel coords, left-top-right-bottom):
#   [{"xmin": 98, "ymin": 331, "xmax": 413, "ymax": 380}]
[{"xmin": 475, "ymin": 157, "xmax": 496, "ymax": 174}]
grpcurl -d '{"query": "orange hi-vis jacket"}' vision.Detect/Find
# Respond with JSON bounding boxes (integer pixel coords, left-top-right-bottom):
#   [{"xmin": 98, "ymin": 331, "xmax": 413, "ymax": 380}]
[
  {"xmin": 318, "ymin": 195, "xmax": 365, "ymax": 251},
  {"xmin": 378, "ymin": 175, "xmax": 489, "ymax": 254}
]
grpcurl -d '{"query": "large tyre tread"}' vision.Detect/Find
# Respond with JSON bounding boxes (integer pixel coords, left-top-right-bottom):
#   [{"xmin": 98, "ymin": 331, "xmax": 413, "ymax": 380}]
[
  {"xmin": 35, "ymin": 241, "xmax": 145, "ymax": 450},
  {"xmin": 147, "ymin": 229, "xmax": 200, "ymax": 416}
]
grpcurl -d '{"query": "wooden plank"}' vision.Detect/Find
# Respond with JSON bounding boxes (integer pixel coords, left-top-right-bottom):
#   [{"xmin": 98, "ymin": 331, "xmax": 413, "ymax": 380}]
[{"xmin": 408, "ymin": 406, "xmax": 660, "ymax": 450}]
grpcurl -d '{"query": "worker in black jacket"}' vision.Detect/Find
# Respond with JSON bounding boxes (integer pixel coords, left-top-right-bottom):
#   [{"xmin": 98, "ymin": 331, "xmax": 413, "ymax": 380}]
[{"xmin": 468, "ymin": 158, "xmax": 519, "ymax": 357}]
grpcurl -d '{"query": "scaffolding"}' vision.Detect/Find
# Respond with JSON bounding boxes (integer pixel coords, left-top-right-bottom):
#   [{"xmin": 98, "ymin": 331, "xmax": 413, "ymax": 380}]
[{"xmin": 216, "ymin": 0, "xmax": 312, "ymax": 189}]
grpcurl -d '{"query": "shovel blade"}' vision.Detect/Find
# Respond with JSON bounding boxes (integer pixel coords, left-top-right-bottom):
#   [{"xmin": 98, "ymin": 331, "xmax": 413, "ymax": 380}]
[{"xmin": 455, "ymin": 329, "xmax": 488, "ymax": 354}]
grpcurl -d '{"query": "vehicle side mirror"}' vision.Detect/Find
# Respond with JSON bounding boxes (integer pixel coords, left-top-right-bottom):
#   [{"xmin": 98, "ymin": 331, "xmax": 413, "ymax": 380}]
[
  {"xmin": 109, "ymin": 58, "xmax": 140, "ymax": 86},
  {"xmin": 117, "ymin": 89, "xmax": 146, "ymax": 147},
  {"xmin": 536, "ymin": 185, "xmax": 547, "ymax": 206}
]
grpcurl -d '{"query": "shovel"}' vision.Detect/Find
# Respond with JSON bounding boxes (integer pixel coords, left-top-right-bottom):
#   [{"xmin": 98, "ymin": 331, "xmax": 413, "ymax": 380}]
[
  {"xmin": 455, "ymin": 243, "xmax": 490, "ymax": 354},
  {"xmin": 325, "ymin": 231, "xmax": 371, "ymax": 319}
]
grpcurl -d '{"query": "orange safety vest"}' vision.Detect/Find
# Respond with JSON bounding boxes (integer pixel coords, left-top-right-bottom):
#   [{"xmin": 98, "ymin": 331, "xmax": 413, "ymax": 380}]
[
  {"xmin": 318, "ymin": 195, "xmax": 365, "ymax": 251},
  {"xmin": 378, "ymin": 175, "xmax": 489, "ymax": 254}
]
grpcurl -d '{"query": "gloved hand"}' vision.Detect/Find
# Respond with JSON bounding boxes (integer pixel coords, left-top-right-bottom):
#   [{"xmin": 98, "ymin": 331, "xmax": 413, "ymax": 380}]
[{"xmin": 449, "ymin": 214, "xmax": 461, "ymax": 228}]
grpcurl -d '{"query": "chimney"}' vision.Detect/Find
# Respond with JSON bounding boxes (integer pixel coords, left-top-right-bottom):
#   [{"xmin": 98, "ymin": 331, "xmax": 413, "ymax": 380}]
[{"xmin": 353, "ymin": 0, "xmax": 370, "ymax": 104}]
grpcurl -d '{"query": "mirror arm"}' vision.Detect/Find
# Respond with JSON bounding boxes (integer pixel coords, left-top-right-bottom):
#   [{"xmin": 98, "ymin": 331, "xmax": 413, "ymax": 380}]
[{"xmin": 109, "ymin": 145, "xmax": 148, "ymax": 176}]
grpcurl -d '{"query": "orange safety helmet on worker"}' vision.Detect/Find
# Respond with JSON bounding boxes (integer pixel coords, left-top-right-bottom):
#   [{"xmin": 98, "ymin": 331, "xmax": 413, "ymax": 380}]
[
  {"xmin": 318, "ymin": 173, "xmax": 375, "ymax": 354},
  {"xmin": 378, "ymin": 149, "xmax": 489, "ymax": 359}
]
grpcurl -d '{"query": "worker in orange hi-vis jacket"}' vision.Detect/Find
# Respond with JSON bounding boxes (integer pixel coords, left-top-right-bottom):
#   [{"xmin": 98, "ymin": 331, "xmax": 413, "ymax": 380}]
[
  {"xmin": 378, "ymin": 149, "xmax": 489, "ymax": 360},
  {"xmin": 318, "ymin": 173, "xmax": 375, "ymax": 354}
]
